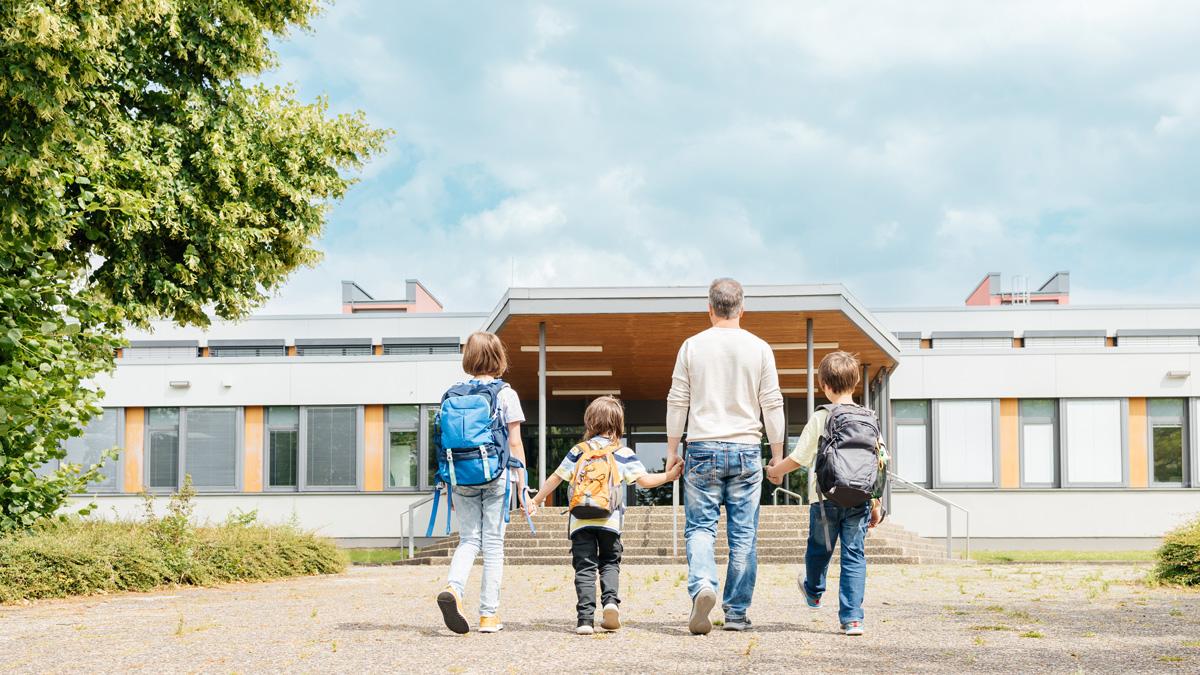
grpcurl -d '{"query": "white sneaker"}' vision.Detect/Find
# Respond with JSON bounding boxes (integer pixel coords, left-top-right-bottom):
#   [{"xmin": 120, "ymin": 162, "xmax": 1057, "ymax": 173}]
[
  {"xmin": 689, "ymin": 587, "xmax": 717, "ymax": 635},
  {"xmin": 576, "ymin": 622, "xmax": 594, "ymax": 635},
  {"xmin": 601, "ymin": 603, "xmax": 621, "ymax": 631}
]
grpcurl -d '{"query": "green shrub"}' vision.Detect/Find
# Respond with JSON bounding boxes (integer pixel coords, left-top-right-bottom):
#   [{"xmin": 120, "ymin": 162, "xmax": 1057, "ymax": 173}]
[
  {"xmin": 1153, "ymin": 516, "xmax": 1200, "ymax": 586},
  {"xmin": 0, "ymin": 480, "xmax": 345, "ymax": 603}
]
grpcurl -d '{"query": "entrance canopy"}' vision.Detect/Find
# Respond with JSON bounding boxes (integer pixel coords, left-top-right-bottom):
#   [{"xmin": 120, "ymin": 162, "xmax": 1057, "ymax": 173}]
[{"xmin": 485, "ymin": 284, "xmax": 901, "ymax": 402}]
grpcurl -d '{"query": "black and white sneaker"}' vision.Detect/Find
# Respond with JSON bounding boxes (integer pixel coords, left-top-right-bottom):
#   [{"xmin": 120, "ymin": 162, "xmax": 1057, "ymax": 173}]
[
  {"xmin": 601, "ymin": 603, "xmax": 621, "ymax": 631},
  {"xmin": 576, "ymin": 620, "xmax": 595, "ymax": 635},
  {"xmin": 722, "ymin": 616, "xmax": 752, "ymax": 631}
]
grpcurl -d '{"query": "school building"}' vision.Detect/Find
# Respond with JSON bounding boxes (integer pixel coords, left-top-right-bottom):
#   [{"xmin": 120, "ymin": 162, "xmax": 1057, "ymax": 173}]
[{"xmin": 67, "ymin": 273, "xmax": 1200, "ymax": 549}]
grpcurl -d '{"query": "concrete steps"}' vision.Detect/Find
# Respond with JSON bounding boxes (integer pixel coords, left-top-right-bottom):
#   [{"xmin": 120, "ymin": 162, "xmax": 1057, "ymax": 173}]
[{"xmin": 399, "ymin": 505, "xmax": 952, "ymax": 566}]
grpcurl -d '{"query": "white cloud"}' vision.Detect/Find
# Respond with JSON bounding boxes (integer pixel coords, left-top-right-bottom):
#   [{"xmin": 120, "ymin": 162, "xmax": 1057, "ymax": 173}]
[{"xmin": 251, "ymin": 1, "xmax": 1200, "ymax": 313}]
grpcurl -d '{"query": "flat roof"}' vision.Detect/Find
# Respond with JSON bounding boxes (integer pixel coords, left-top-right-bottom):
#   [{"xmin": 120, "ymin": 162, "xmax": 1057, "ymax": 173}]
[{"xmin": 485, "ymin": 284, "xmax": 900, "ymax": 400}]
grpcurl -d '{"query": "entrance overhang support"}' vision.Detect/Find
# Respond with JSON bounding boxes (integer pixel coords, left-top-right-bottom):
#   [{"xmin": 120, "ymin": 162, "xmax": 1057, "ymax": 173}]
[
  {"xmin": 538, "ymin": 321, "xmax": 547, "ymax": 487},
  {"xmin": 806, "ymin": 318, "xmax": 815, "ymax": 498}
]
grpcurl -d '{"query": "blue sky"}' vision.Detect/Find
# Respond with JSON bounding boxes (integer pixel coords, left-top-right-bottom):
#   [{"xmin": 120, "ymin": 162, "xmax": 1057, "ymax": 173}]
[{"xmin": 258, "ymin": 1, "xmax": 1200, "ymax": 314}]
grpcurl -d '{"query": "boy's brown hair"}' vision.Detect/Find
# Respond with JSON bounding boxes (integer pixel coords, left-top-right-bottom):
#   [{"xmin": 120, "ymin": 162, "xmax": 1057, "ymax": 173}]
[
  {"xmin": 817, "ymin": 350, "xmax": 861, "ymax": 395},
  {"xmin": 584, "ymin": 396, "xmax": 625, "ymax": 441},
  {"xmin": 461, "ymin": 331, "xmax": 508, "ymax": 377}
]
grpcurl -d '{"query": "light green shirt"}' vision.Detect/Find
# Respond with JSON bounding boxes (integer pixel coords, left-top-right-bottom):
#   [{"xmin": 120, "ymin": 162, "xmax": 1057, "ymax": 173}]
[{"xmin": 786, "ymin": 409, "xmax": 828, "ymax": 502}]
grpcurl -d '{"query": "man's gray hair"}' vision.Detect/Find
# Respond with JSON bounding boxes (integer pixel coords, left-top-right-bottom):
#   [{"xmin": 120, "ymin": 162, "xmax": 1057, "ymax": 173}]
[{"xmin": 708, "ymin": 277, "xmax": 744, "ymax": 319}]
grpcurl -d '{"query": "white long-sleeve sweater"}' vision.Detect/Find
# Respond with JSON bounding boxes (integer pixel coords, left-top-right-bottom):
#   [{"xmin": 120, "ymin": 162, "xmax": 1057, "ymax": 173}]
[{"xmin": 666, "ymin": 326, "xmax": 786, "ymax": 446}]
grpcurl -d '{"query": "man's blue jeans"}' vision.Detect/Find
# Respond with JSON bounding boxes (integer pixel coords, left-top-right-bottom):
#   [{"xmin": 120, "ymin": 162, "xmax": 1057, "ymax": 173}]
[
  {"xmin": 683, "ymin": 442, "xmax": 762, "ymax": 620},
  {"xmin": 804, "ymin": 501, "xmax": 870, "ymax": 625}
]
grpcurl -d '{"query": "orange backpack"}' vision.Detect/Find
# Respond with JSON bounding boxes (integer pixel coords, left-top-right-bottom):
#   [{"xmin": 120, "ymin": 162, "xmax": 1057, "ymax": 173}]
[{"xmin": 567, "ymin": 440, "xmax": 622, "ymax": 519}]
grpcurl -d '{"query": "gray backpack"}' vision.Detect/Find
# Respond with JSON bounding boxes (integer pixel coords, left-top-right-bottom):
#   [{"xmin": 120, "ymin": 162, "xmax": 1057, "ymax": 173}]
[{"xmin": 814, "ymin": 403, "xmax": 882, "ymax": 509}]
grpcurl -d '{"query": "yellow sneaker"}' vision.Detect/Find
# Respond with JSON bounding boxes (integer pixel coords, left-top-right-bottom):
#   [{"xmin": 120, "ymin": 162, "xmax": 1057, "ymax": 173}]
[
  {"xmin": 479, "ymin": 615, "xmax": 504, "ymax": 633},
  {"xmin": 436, "ymin": 586, "xmax": 469, "ymax": 635}
]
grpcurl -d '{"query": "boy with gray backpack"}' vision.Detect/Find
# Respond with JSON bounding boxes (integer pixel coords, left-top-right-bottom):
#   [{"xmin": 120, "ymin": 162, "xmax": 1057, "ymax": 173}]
[{"xmin": 766, "ymin": 351, "xmax": 888, "ymax": 636}]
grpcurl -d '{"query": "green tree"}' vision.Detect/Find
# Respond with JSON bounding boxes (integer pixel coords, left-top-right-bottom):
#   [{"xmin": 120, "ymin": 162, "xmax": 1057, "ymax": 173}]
[{"xmin": 0, "ymin": 0, "xmax": 388, "ymax": 531}]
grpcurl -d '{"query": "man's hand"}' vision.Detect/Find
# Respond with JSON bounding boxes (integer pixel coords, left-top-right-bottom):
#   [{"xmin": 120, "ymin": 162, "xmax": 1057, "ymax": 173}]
[
  {"xmin": 765, "ymin": 458, "xmax": 783, "ymax": 485},
  {"xmin": 665, "ymin": 460, "xmax": 683, "ymax": 481}
]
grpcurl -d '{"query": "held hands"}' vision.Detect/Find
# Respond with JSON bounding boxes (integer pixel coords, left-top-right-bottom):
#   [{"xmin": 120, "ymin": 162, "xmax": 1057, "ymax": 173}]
[
  {"xmin": 664, "ymin": 456, "xmax": 684, "ymax": 481},
  {"xmin": 765, "ymin": 458, "xmax": 784, "ymax": 485}
]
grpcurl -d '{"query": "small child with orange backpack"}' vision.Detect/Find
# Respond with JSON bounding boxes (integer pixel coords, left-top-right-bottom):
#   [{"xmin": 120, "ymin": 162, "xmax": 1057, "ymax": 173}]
[{"xmin": 528, "ymin": 396, "xmax": 682, "ymax": 635}]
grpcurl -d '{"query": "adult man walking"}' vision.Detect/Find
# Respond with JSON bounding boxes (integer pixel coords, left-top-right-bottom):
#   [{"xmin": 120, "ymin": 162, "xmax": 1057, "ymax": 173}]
[{"xmin": 666, "ymin": 278, "xmax": 785, "ymax": 635}]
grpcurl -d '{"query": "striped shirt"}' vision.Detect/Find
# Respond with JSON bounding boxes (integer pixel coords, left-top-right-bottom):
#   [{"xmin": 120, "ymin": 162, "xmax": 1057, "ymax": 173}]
[{"xmin": 555, "ymin": 436, "xmax": 648, "ymax": 536}]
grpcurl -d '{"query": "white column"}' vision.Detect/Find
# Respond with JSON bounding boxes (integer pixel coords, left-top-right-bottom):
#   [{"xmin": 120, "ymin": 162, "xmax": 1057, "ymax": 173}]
[{"xmin": 538, "ymin": 321, "xmax": 547, "ymax": 487}]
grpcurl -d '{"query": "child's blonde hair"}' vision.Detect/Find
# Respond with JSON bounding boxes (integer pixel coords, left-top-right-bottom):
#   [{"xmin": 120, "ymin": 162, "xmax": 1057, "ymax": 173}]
[
  {"xmin": 583, "ymin": 396, "xmax": 625, "ymax": 441},
  {"xmin": 461, "ymin": 331, "xmax": 508, "ymax": 377}
]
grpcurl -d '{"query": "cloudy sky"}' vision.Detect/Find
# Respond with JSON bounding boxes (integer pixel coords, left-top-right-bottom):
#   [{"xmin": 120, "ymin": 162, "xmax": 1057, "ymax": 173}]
[{"xmin": 258, "ymin": 1, "xmax": 1200, "ymax": 314}]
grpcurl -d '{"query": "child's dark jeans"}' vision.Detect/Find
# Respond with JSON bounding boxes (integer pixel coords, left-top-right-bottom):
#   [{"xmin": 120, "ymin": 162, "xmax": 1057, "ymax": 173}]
[
  {"xmin": 570, "ymin": 528, "xmax": 622, "ymax": 621},
  {"xmin": 803, "ymin": 501, "xmax": 870, "ymax": 625}
]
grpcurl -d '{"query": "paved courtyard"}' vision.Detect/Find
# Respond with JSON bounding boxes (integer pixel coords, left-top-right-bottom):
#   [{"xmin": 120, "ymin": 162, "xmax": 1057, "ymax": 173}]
[{"xmin": 1, "ymin": 563, "xmax": 1197, "ymax": 673}]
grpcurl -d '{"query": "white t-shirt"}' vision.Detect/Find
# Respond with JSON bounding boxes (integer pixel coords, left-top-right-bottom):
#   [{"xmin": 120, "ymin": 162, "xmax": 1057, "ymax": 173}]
[{"xmin": 469, "ymin": 378, "xmax": 525, "ymax": 425}]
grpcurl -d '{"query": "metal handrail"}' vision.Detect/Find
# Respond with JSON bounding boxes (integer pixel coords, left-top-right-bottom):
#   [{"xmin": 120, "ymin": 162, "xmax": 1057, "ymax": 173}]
[
  {"xmin": 406, "ymin": 490, "xmax": 440, "ymax": 558},
  {"xmin": 772, "ymin": 487, "xmax": 804, "ymax": 506},
  {"xmin": 887, "ymin": 472, "xmax": 970, "ymax": 560}
]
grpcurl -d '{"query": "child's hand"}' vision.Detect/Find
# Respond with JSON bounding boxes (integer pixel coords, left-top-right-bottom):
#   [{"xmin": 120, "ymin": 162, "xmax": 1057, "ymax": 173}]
[
  {"xmin": 666, "ymin": 461, "xmax": 683, "ymax": 481},
  {"xmin": 869, "ymin": 500, "xmax": 883, "ymax": 528},
  {"xmin": 765, "ymin": 461, "xmax": 783, "ymax": 485}
]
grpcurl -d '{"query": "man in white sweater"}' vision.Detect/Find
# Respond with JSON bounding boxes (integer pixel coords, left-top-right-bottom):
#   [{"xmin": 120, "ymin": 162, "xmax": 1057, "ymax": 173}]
[{"xmin": 666, "ymin": 278, "xmax": 785, "ymax": 635}]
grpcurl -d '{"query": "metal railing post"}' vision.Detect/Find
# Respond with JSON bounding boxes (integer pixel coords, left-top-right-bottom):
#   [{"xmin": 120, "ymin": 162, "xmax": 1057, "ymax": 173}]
[
  {"xmin": 406, "ymin": 491, "xmax": 439, "ymax": 559},
  {"xmin": 672, "ymin": 480, "xmax": 679, "ymax": 559},
  {"xmin": 945, "ymin": 503, "xmax": 952, "ymax": 559}
]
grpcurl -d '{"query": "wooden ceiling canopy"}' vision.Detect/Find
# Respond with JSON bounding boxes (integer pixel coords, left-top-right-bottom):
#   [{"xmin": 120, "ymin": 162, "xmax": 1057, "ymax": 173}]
[{"xmin": 492, "ymin": 304, "xmax": 900, "ymax": 402}]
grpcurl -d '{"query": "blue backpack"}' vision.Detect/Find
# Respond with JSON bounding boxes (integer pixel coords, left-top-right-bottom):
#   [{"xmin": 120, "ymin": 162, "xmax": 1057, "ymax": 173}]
[{"xmin": 426, "ymin": 380, "xmax": 528, "ymax": 535}]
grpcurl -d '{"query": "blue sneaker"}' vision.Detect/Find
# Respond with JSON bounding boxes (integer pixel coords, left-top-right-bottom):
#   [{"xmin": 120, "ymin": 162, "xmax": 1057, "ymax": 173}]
[
  {"xmin": 798, "ymin": 576, "xmax": 821, "ymax": 609},
  {"xmin": 842, "ymin": 621, "xmax": 864, "ymax": 636}
]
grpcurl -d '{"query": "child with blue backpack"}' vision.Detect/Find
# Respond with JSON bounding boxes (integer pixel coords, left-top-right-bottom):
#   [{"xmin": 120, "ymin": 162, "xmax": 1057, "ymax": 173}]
[{"xmin": 434, "ymin": 331, "xmax": 530, "ymax": 635}]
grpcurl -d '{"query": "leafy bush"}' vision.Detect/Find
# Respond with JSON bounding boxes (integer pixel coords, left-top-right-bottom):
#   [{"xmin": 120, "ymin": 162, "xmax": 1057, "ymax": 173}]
[
  {"xmin": 0, "ymin": 480, "xmax": 345, "ymax": 603},
  {"xmin": 1153, "ymin": 516, "xmax": 1200, "ymax": 586}
]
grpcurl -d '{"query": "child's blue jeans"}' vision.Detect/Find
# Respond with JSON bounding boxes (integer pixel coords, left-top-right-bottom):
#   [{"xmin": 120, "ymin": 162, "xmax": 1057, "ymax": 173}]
[{"xmin": 803, "ymin": 500, "xmax": 870, "ymax": 625}]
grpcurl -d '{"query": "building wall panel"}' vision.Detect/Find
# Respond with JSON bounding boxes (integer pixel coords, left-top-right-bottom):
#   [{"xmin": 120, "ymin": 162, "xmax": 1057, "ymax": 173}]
[
  {"xmin": 998, "ymin": 399, "xmax": 1019, "ymax": 488},
  {"xmin": 122, "ymin": 407, "xmax": 144, "ymax": 493},
  {"xmin": 363, "ymin": 405, "xmax": 384, "ymax": 492},
  {"xmin": 243, "ymin": 406, "xmax": 264, "ymax": 492},
  {"xmin": 1128, "ymin": 397, "xmax": 1148, "ymax": 488}
]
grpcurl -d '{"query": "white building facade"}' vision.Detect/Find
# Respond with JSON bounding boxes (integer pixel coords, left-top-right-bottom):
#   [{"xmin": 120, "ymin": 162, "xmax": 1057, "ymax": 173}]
[{"xmin": 64, "ymin": 279, "xmax": 1200, "ymax": 549}]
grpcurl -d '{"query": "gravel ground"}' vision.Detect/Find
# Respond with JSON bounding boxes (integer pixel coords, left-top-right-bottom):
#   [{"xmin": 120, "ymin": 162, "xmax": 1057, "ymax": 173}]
[{"xmin": 1, "ymin": 563, "xmax": 1197, "ymax": 673}]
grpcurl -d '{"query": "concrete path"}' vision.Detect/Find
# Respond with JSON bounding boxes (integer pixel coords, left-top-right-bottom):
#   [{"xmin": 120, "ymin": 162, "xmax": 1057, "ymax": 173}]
[{"xmin": 1, "ymin": 563, "xmax": 1196, "ymax": 673}]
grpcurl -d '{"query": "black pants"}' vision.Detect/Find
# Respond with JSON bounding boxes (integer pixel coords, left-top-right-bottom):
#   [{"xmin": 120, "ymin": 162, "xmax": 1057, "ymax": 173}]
[{"xmin": 570, "ymin": 528, "xmax": 623, "ymax": 621}]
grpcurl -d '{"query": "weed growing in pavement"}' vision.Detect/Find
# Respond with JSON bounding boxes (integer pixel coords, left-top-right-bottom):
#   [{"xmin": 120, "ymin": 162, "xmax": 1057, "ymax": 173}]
[
  {"xmin": 1158, "ymin": 656, "xmax": 1185, "ymax": 663},
  {"xmin": 970, "ymin": 625, "xmax": 1014, "ymax": 631},
  {"xmin": 1020, "ymin": 631, "xmax": 1044, "ymax": 638}
]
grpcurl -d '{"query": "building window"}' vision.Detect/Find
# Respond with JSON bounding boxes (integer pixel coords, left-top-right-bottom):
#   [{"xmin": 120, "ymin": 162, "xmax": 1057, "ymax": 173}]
[
  {"xmin": 123, "ymin": 344, "xmax": 199, "ymax": 359},
  {"xmin": 1149, "ymin": 398, "xmax": 1188, "ymax": 487},
  {"xmin": 260, "ymin": 406, "xmax": 363, "ymax": 491},
  {"xmin": 144, "ymin": 408, "xmax": 240, "ymax": 491},
  {"xmin": 266, "ymin": 406, "xmax": 299, "ymax": 489},
  {"xmin": 296, "ymin": 344, "xmax": 373, "ymax": 357},
  {"xmin": 931, "ymin": 336, "xmax": 1012, "ymax": 350},
  {"xmin": 146, "ymin": 408, "xmax": 181, "ymax": 489},
  {"xmin": 934, "ymin": 400, "xmax": 998, "ymax": 487},
  {"xmin": 1117, "ymin": 335, "xmax": 1200, "ymax": 348},
  {"xmin": 1023, "ymin": 335, "xmax": 1105, "ymax": 349},
  {"xmin": 1019, "ymin": 399, "xmax": 1058, "ymax": 487},
  {"xmin": 305, "ymin": 407, "xmax": 359, "ymax": 488},
  {"xmin": 386, "ymin": 405, "xmax": 421, "ymax": 489},
  {"xmin": 383, "ymin": 343, "xmax": 461, "ymax": 355},
  {"xmin": 892, "ymin": 400, "xmax": 930, "ymax": 486},
  {"xmin": 425, "ymin": 404, "xmax": 443, "ymax": 490},
  {"xmin": 61, "ymin": 408, "xmax": 123, "ymax": 492},
  {"xmin": 1061, "ymin": 399, "xmax": 1125, "ymax": 487},
  {"xmin": 210, "ymin": 345, "xmax": 287, "ymax": 358}
]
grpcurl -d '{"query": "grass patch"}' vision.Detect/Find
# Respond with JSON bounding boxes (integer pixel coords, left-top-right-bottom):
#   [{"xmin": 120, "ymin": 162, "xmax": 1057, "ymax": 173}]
[
  {"xmin": 970, "ymin": 625, "xmax": 1014, "ymax": 631},
  {"xmin": 970, "ymin": 550, "xmax": 1155, "ymax": 564},
  {"xmin": 1019, "ymin": 631, "xmax": 1044, "ymax": 638},
  {"xmin": 0, "ymin": 479, "xmax": 344, "ymax": 603},
  {"xmin": 345, "ymin": 548, "xmax": 408, "ymax": 565}
]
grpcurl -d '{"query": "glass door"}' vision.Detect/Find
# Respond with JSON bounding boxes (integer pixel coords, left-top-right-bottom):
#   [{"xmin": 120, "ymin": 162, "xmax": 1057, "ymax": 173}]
[{"xmin": 627, "ymin": 436, "xmax": 674, "ymax": 506}]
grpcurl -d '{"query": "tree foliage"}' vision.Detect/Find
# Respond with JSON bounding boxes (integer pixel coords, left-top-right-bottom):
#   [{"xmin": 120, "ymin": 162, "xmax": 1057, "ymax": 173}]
[{"xmin": 0, "ymin": 0, "xmax": 388, "ymax": 532}]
